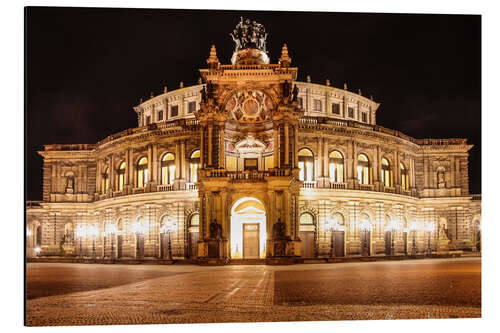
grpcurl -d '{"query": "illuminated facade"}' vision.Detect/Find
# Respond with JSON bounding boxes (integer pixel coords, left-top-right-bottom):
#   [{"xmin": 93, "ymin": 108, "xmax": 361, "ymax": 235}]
[{"xmin": 26, "ymin": 22, "xmax": 481, "ymax": 262}]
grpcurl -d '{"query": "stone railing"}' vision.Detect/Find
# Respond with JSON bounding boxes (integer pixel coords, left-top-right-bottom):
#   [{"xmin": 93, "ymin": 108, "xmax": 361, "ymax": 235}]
[
  {"xmin": 329, "ymin": 182, "xmax": 347, "ymax": 189},
  {"xmin": 472, "ymin": 194, "xmax": 481, "ymax": 201},
  {"xmin": 359, "ymin": 184, "xmax": 374, "ymax": 191},
  {"xmin": 157, "ymin": 184, "xmax": 174, "ymax": 192},
  {"xmin": 384, "ymin": 186, "xmax": 396, "ymax": 194},
  {"xmin": 187, "ymin": 183, "xmax": 198, "ymax": 190},
  {"xmin": 132, "ymin": 187, "xmax": 145, "ymax": 195},
  {"xmin": 301, "ymin": 181, "xmax": 316, "ymax": 188},
  {"xmin": 112, "ymin": 191, "xmax": 123, "ymax": 198}
]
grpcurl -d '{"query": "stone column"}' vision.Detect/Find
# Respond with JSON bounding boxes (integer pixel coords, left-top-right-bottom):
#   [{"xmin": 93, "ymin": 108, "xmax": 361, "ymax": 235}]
[
  {"xmin": 109, "ymin": 155, "xmax": 114, "ymax": 192},
  {"xmin": 175, "ymin": 141, "xmax": 181, "ymax": 179},
  {"xmin": 208, "ymin": 125, "xmax": 213, "ymax": 167},
  {"xmin": 284, "ymin": 123, "xmax": 290, "ymax": 166},
  {"xmin": 294, "ymin": 124, "xmax": 299, "ymax": 168},
  {"xmin": 96, "ymin": 159, "xmax": 102, "ymax": 195},
  {"xmin": 273, "ymin": 124, "xmax": 280, "ymax": 168},
  {"xmin": 323, "ymin": 138, "xmax": 329, "ymax": 178},
  {"xmin": 219, "ymin": 124, "xmax": 225, "ymax": 169},
  {"xmin": 152, "ymin": 144, "xmax": 158, "ymax": 185},
  {"xmin": 180, "ymin": 140, "xmax": 186, "ymax": 179},
  {"xmin": 200, "ymin": 126, "xmax": 205, "ymax": 169}
]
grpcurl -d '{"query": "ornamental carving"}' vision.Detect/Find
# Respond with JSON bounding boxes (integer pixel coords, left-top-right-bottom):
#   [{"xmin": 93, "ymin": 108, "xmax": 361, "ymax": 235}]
[{"xmin": 225, "ymin": 90, "xmax": 273, "ymax": 123}]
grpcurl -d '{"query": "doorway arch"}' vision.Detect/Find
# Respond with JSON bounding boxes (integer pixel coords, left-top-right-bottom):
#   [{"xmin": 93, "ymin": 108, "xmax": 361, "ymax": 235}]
[{"xmin": 230, "ymin": 197, "xmax": 267, "ymax": 259}]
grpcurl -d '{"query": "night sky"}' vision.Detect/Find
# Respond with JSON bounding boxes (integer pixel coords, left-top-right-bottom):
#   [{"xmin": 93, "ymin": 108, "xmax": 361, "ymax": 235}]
[{"xmin": 25, "ymin": 7, "xmax": 481, "ymax": 200}]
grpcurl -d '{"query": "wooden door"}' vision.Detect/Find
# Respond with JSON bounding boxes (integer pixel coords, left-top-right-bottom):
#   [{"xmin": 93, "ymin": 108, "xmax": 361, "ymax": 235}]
[
  {"xmin": 300, "ymin": 231, "xmax": 315, "ymax": 258},
  {"xmin": 334, "ymin": 230, "xmax": 345, "ymax": 257},
  {"xmin": 403, "ymin": 232, "xmax": 408, "ymax": 255},
  {"xmin": 189, "ymin": 232, "xmax": 199, "ymax": 258},
  {"xmin": 361, "ymin": 230, "xmax": 371, "ymax": 256},
  {"xmin": 243, "ymin": 223, "xmax": 259, "ymax": 259},
  {"xmin": 385, "ymin": 231, "xmax": 392, "ymax": 255},
  {"xmin": 117, "ymin": 235, "xmax": 123, "ymax": 258},
  {"xmin": 160, "ymin": 233, "xmax": 169, "ymax": 259},
  {"xmin": 136, "ymin": 234, "xmax": 144, "ymax": 259}
]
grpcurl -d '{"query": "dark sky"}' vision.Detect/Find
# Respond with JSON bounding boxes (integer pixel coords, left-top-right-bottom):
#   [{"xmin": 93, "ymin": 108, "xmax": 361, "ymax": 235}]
[{"xmin": 25, "ymin": 7, "xmax": 481, "ymax": 200}]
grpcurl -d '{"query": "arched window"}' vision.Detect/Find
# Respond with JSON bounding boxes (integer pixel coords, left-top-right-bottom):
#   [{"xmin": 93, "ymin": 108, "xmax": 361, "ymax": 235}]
[
  {"xmin": 381, "ymin": 157, "xmax": 392, "ymax": 187},
  {"xmin": 357, "ymin": 154, "xmax": 371, "ymax": 185},
  {"xmin": 102, "ymin": 167, "xmax": 110, "ymax": 194},
  {"xmin": 137, "ymin": 157, "xmax": 148, "ymax": 188},
  {"xmin": 189, "ymin": 150, "xmax": 200, "ymax": 183},
  {"xmin": 189, "ymin": 213, "xmax": 200, "ymax": 227},
  {"xmin": 117, "ymin": 161, "xmax": 126, "ymax": 191},
  {"xmin": 328, "ymin": 150, "xmax": 344, "ymax": 183},
  {"xmin": 298, "ymin": 148, "xmax": 314, "ymax": 182},
  {"xmin": 400, "ymin": 162, "xmax": 409, "ymax": 190},
  {"xmin": 299, "ymin": 212, "xmax": 314, "ymax": 225},
  {"xmin": 161, "ymin": 153, "xmax": 175, "ymax": 185}
]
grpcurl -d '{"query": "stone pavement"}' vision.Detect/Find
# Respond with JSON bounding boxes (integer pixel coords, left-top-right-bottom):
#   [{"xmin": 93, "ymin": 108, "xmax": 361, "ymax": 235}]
[{"xmin": 25, "ymin": 258, "xmax": 481, "ymax": 326}]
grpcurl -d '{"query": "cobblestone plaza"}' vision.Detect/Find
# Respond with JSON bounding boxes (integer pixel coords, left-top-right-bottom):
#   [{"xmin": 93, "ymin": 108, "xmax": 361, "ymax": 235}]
[{"xmin": 26, "ymin": 258, "xmax": 481, "ymax": 326}]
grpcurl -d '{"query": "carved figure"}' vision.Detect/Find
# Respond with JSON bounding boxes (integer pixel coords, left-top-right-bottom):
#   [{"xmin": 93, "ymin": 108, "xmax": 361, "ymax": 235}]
[
  {"xmin": 66, "ymin": 175, "xmax": 74, "ymax": 193},
  {"xmin": 230, "ymin": 17, "xmax": 268, "ymax": 52},
  {"xmin": 272, "ymin": 218, "xmax": 286, "ymax": 240},
  {"xmin": 209, "ymin": 219, "xmax": 222, "ymax": 240},
  {"xmin": 437, "ymin": 169, "xmax": 445, "ymax": 187},
  {"xmin": 292, "ymin": 84, "xmax": 299, "ymax": 102}
]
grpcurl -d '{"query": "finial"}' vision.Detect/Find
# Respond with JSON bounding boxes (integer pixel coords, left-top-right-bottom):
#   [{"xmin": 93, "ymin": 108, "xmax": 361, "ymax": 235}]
[
  {"xmin": 344, "ymin": 83, "xmax": 347, "ymax": 90},
  {"xmin": 207, "ymin": 44, "xmax": 220, "ymax": 69},
  {"xmin": 163, "ymin": 86, "xmax": 168, "ymax": 94},
  {"xmin": 198, "ymin": 77, "xmax": 202, "ymax": 85},
  {"xmin": 279, "ymin": 43, "xmax": 292, "ymax": 67},
  {"xmin": 326, "ymin": 79, "xmax": 331, "ymax": 86},
  {"xmin": 358, "ymin": 89, "xmax": 362, "ymax": 96},
  {"xmin": 307, "ymin": 75, "xmax": 311, "ymax": 83},
  {"xmin": 150, "ymin": 92, "xmax": 154, "ymax": 98},
  {"xmin": 179, "ymin": 81, "xmax": 184, "ymax": 88}
]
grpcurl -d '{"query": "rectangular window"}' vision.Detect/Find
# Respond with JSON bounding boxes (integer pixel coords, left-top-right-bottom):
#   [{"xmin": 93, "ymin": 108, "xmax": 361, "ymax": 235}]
[
  {"xmin": 170, "ymin": 105, "xmax": 179, "ymax": 117},
  {"xmin": 348, "ymin": 107, "xmax": 354, "ymax": 118},
  {"xmin": 313, "ymin": 99, "xmax": 322, "ymax": 111},
  {"xmin": 332, "ymin": 103, "xmax": 340, "ymax": 115},
  {"xmin": 158, "ymin": 110, "xmax": 163, "ymax": 121},
  {"xmin": 297, "ymin": 97, "xmax": 303, "ymax": 108},
  {"xmin": 362, "ymin": 112, "xmax": 367, "ymax": 123},
  {"xmin": 244, "ymin": 158, "xmax": 258, "ymax": 171},
  {"xmin": 188, "ymin": 101, "xmax": 196, "ymax": 113},
  {"xmin": 146, "ymin": 116, "xmax": 151, "ymax": 125}
]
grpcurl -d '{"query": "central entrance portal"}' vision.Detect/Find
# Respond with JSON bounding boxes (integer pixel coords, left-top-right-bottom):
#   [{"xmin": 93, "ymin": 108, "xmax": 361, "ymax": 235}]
[{"xmin": 230, "ymin": 197, "xmax": 266, "ymax": 259}]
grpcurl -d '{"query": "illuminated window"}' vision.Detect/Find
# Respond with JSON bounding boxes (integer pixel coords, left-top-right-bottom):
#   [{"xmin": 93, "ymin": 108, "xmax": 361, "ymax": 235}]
[
  {"xmin": 190, "ymin": 150, "xmax": 200, "ymax": 182},
  {"xmin": 381, "ymin": 157, "xmax": 392, "ymax": 187},
  {"xmin": 300, "ymin": 212, "xmax": 314, "ymax": 225},
  {"xmin": 332, "ymin": 103, "xmax": 340, "ymax": 115},
  {"xmin": 158, "ymin": 110, "xmax": 163, "ymax": 121},
  {"xmin": 170, "ymin": 105, "xmax": 179, "ymax": 117},
  {"xmin": 329, "ymin": 150, "xmax": 344, "ymax": 183},
  {"xmin": 314, "ymin": 99, "xmax": 322, "ymax": 111},
  {"xmin": 146, "ymin": 115, "xmax": 151, "ymax": 125},
  {"xmin": 137, "ymin": 157, "xmax": 148, "ymax": 188},
  {"xmin": 101, "ymin": 167, "xmax": 110, "ymax": 194},
  {"xmin": 298, "ymin": 148, "xmax": 314, "ymax": 182},
  {"xmin": 357, "ymin": 154, "xmax": 371, "ymax": 185},
  {"xmin": 161, "ymin": 153, "xmax": 175, "ymax": 185},
  {"xmin": 401, "ymin": 162, "xmax": 409, "ymax": 190},
  {"xmin": 188, "ymin": 101, "xmax": 196, "ymax": 113},
  {"xmin": 189, "ymin": 213, "xmax": 199, "ymax": 227},
  {"xmin": 117, "ymin": 161, "xmax": 126, "ymax": 191},
  {"xmin": 362, "ymin": 112, "xmax": 367, "ymax": 123}
]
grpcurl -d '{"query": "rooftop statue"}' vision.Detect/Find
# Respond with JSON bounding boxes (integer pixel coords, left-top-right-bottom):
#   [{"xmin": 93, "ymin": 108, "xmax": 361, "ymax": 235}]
[{"xmin": 230, "ymin": 17, "xmax": 268, "ymax": 53}]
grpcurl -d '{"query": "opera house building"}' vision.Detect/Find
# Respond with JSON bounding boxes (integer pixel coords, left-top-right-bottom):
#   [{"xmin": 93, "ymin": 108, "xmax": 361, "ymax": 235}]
[{"xmin": 26, "ymin": 21, "xmax": 481, "ymax": 264}]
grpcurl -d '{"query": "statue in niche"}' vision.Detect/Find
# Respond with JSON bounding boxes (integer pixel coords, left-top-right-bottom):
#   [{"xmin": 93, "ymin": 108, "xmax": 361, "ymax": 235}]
[
  {"xmin": 439, "ymin": 219, "xmax": 449, "ymax": 240},
  {"xmin": 292, "ymin": 84, "xmax": 299, "ymax": 102},
  {"xmin": 272, "ymin": 218, "xmax": 286, "ymax": 240},
  {"xmin": 65, "ymin": 175, "xmax": 74, "ymax": 194},
  {"xmin": 209, "ymin": 219, "xmax": 222, "ymax": 240},
  {"xmin": 437, "ymin": 168, "xmax": 445, "ymax": 188}
]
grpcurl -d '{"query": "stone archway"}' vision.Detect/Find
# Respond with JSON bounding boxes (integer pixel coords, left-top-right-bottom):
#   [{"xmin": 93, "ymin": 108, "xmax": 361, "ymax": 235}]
[{"xmin": 230, "ymin": 197, "xmax": 267, "ymax": 259}]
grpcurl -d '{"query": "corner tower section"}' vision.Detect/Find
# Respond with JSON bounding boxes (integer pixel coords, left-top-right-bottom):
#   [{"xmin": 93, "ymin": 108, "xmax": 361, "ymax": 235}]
[{"xmin": 194, "ymin": 19, "xmax": 304, "ymax": 262}]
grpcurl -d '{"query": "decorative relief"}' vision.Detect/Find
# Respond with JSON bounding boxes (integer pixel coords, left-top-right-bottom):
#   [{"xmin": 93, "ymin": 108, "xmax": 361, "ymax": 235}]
[{"xmin": 224, "ymin": 90, "xmax": 273, "ymax": 123}]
